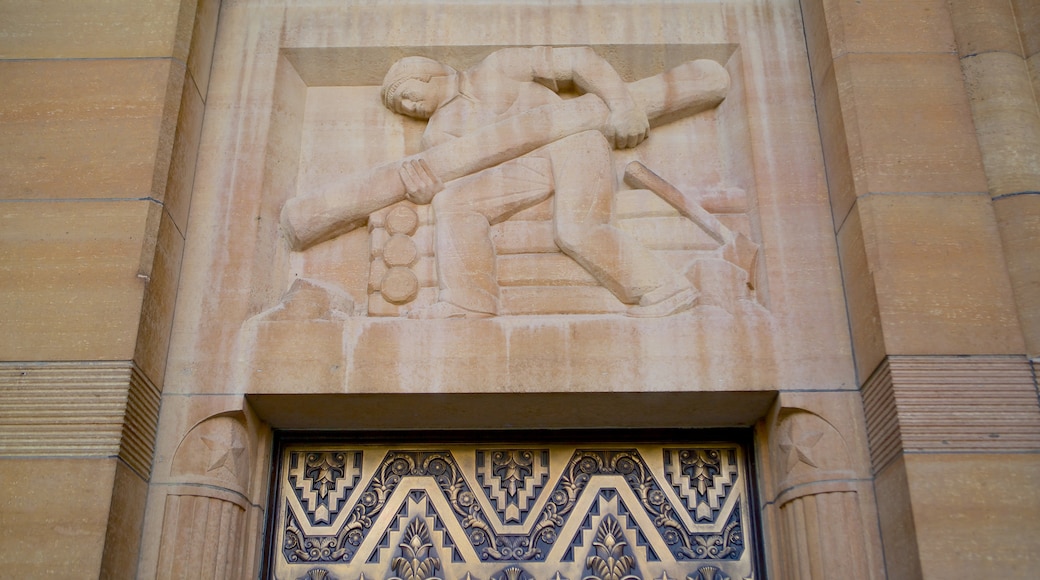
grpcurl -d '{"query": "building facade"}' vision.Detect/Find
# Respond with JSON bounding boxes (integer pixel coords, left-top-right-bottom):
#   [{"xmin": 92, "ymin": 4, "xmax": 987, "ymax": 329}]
[{"xmin": 1, "ymin": 0, "xmax": 1038, "ymax": 578}]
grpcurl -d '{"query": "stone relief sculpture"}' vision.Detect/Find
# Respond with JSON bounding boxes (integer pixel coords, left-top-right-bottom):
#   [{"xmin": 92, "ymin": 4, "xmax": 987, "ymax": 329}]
[{"xmin": 279, "ymin": 46, "xmax": 756, "ymax": 319}]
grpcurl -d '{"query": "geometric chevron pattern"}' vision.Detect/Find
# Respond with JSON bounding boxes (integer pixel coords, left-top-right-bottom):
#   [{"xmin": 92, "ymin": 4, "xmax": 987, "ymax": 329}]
[{"xmin": 270, "ymin": 442, "xmax": 757, "ymax": 580}]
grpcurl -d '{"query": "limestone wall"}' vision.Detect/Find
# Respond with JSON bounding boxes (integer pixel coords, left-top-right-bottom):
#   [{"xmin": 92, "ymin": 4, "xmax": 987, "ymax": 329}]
[{"xmin": 0, "ymin": 0, "xmax": 219, "ymax": 576}]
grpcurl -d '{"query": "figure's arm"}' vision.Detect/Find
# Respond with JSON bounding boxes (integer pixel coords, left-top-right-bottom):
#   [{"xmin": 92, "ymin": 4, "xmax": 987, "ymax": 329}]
[
  {"xmin": 477, "ymin": 47, "xmax": 647, "ymax": 148},
  {"xmin": 547, "ymin": 46, "xmax": 649, "ymax": 149},
  {"xmin": 398, "ymin": 158, "xmax": 442, "ymax": 205},
  {"xmin": 419, "ymin": 123, "xmax": 459, "ymax": 150}
]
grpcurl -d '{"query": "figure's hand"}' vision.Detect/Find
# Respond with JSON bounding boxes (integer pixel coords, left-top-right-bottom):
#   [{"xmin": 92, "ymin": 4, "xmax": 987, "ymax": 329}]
[
  {"xmin": 398, "ymin": 158, "xmax": 443, "ymax": 205},
  {"xmin": 607, "ymin": 104, "xmax": 649, "ymax": 149}
]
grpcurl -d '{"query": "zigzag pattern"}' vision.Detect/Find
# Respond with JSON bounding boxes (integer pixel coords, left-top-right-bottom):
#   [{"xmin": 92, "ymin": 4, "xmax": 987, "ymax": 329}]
[{"xmin": 274, "ymin": 444, "xmax": 755, "ymax": 580}]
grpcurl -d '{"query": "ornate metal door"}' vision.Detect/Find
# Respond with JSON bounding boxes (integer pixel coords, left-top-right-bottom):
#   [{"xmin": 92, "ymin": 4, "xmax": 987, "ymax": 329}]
[{"xmin": 267, "ymin": 435, "xmax": 761, "ymax": 580}]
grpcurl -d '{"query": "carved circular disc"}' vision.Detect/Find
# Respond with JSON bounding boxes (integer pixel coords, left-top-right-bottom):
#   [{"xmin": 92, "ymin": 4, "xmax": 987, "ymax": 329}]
[
  {"xmin": 385, "ymin": 205, "xmax": 419, "ymax": 236},
  {"xmin": 382, "ymin": 233, "xmax": 418, "ymax": 267},
  {"xmin": 380, "ymin": 267, "xmax": 419, "ymax": 304}
]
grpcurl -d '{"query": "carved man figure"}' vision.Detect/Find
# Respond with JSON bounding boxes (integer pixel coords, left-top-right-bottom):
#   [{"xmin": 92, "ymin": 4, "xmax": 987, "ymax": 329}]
[{"xmin": 381, "ymin": 47, "xmax": 698, "ymax": 318}]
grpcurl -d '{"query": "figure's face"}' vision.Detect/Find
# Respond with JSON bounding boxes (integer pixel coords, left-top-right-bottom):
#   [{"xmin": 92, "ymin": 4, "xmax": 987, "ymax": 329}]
[{"xmin": 392, "ymin": 78, "xmax": 440, "ymax": 119}]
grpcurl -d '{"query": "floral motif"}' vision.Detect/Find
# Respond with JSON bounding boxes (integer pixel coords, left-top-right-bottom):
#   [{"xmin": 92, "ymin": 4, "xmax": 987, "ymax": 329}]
[
  {"xmin": 687, "ymin": 565, "xmax": 730, "ymax": 580},
  {"xmin": 284, "ymin": 509, "xmax": 351, "ymax": 562},
  {"xmin": 306, "ymin": 453, "xmax": 347, "ymax": 497},
  {"xmin": 389, "ymin": 519, "xmax": 442, "ymax": 580},
  {"xmin": 679, "ymin": 450, "xmax": 721, "ymax": 496},
  {"xmin": 492, "ymin": 450, "xmax": 535, "ymax": 496},
  {"xmin": 297, "ymin": 568, "xmax": 337, "ymax": 580},
  {"xmin": 583, "ymin": 516, "xmax": 640, "ymax": 580},
  {"xmin": 494, "ymin": 565, "xmax": 533, "ymax": 580},
  {"xmin": 678, "ymin": 519, "xmax": 742, "ymax": 561}
]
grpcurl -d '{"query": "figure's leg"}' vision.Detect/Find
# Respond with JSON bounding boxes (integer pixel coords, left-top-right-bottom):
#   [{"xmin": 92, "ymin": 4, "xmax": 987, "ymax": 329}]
[
  {"xmin": 412, "ymin": 157, "xmax": 553, "ymax": 318},
  {"xmin": 548, "ymin": 131, "xmax": 697, "ymax": 315},
  {"xmin": 430, "ymin": 201, "xmax": 499, "ymax": 316}
]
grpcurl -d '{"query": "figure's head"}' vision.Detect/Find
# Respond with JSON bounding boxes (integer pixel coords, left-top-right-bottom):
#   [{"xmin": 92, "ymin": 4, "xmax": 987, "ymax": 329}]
[{"xmin": 381, "ymin": 56, "xmax": 456, "ymax": 119}]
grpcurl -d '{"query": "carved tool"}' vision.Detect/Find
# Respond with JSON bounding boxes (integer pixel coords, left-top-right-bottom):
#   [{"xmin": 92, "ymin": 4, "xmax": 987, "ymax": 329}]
[
  {"xmin": 281, "ymin": 59, "xmax": 731, "ymax": 251},
  {"xmin": 623, "ymin": 161, "xmax": 758, "ymax": 285}
]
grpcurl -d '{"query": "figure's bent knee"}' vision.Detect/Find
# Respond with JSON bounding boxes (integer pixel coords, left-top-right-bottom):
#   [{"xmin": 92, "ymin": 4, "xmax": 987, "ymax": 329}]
[{"xmin": 553, "ymin": 221, "xmax": 595, "ymax": 254}]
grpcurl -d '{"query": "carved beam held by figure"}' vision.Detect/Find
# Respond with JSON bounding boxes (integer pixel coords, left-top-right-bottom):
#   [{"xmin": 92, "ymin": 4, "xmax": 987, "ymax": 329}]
[{"xmin": 280, "ymin": 59, "xmax": 730, "ymax": 252}]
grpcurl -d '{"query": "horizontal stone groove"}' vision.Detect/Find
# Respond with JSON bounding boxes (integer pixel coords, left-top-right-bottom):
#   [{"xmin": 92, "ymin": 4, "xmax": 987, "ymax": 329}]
[
  {"xmin": 862, "ymin": 356, "xmax": 1040, "ymax": 472},
  {"xmin": 0, "ymin": 422, "xmax": 122, "ymax": 430},
  {"xmin": 0, "ymin": 361, "xmax": 161, "ymax": 473},
  {"xmin": 120, "ymin": 365, "xmax": 161, "ymax": 478},
  {"xmin": 862, "ymin": 359, "xmax": 901, "ymax": 472}
]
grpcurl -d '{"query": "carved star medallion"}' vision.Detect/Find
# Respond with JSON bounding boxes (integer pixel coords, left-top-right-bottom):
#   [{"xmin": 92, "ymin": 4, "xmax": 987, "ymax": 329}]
[
  {"xmin": 202, "ymin": 429, "xmax": 247, "ymax": 477},
  {"xmin": 778, "ymin": 422, "xmax": 824, "ymax": 472}
]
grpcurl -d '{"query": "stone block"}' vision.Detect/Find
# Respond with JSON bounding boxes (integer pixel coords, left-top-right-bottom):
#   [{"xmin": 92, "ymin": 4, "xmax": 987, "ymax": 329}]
[
  {"xmin": 237, "ymin": 318, "xmax": 347, "ymax": 396},
  {"xmin": 905, "ymin": 453, "xmax": 1040, "ymax": 578},
  {"xmin": 993, "ymin": 194, "xmax": 1040, "ymax": 356},
  {"xmin": 874, "ymin": 456, "xmax": 924, "ymax": 580},
  {"xmin": 0, "ymin": 457, "xmax": 117, "ymax": 576},
  {"xmin": 171, "ymin": 0, "xmax": 199, "ymax": 64},
  {"xmin": 857, "ymin": 193, "xmax": 1025, "ymax": 355},
  {"xmin": 0, "ymin": 201, "xmax": 150, "ymax": 361},
  {"xmin": 0, "ymin": 59, "xmax": 176, "ymax": 201},
  {"xmin": 134, "ymin": 210, "xmax": 186, "ymax": 391},
  {"xmin": 949, "ymin": 0, "xmax": 1024, "ymax": 57},
  {"xmin": 799, "ymin": 0, "xmax": 837, "ymax": 88},
  {"xmin": 99, "ymin": 460, "xmax": 149, "ymax": 579},
  {"xmin": 150, "ymin": 61, "xmax": 189, "ymax": 210},
  {"xmin": 801, "ymin": 0, "xmax": 956, "ymax": 87},
  {"xmin": 187, "ymin": 0, "xmax": 221, "ymax": 99},
  {"xmin": 961, "ymin": 51, "xmax": 1040, "ymax": 197},
  {"xmin": 862, "ymin": 355, "xmax": 1040, "ymax": 472},
  {"xmin": 836, "ymin": 0, "xmax": 955, "ymax": 56},
  {"xmin": 1030, "ymin": 52, "xmax": 1040, "ymax": 108},
  {"xmin": 1012, "ymin": 0, "xmax": 1040, "ymax": 58},
  {"xmin": 0, "ymin": 0, "xmax": 189, "ymax": 59},
  {"xmin": 833, "ymin": 53, "xmax": 987, "ymax": 196},
  {"xmin": 164, "ymin": 69, "xmax": 206, "ymax": 234},
  {"xmin": 754, "ymin": 201, "xmax": 855, "ymax": 390},
  {"xmin": 836, "ymin": 202, "xmax": 886, "ymax": 382},
  {"xmin": 814, "ymin": 63, "xmax": 858, "ymax": 227},
  {"xmin": 0, "ymin": 361, "xmax": 156, "ymax": 465},
  {"xmin": 497, "ymin": 253, "xmax": 598, "ymax": 287}
]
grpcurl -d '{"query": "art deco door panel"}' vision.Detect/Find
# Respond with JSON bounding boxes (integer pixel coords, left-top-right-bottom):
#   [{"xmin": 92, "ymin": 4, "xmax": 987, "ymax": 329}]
[{"xmin": 267, "ymin": 437, "xmax": 760, "ymax": 580}]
